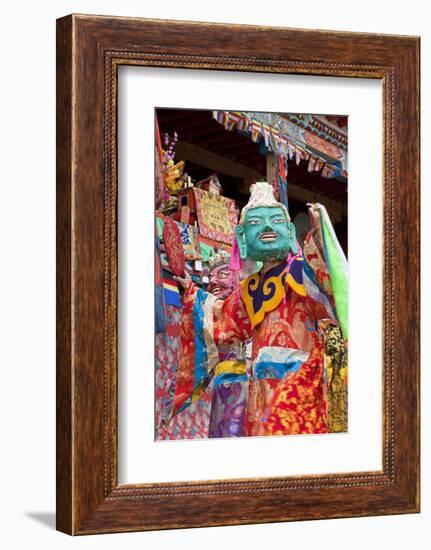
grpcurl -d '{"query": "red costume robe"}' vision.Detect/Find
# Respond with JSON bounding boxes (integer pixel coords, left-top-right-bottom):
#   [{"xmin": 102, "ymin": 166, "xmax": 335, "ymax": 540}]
[{"xmin": 173, "ymin": 249, "xmax": 336, "ymax": 436}]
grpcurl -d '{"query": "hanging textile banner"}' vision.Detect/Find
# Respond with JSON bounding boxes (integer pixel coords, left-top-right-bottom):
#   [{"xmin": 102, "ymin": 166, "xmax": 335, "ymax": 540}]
[
  {"xmin": 162, "ymin": 217, "xmax": 186, "ymax": 276},
  {"xmin": 212, "ymin": 110, "xmax": 348, "ymax": 177},
  {"xmin": 193, "ymin": 188, "xmax": 238, "ymax": 245}
]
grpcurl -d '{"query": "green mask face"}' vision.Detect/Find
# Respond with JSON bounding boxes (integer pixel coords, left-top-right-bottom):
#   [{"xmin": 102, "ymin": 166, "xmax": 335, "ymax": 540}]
[{"xmin": 235, "ymin": 206, "xmax": 298, "ymax": 262}]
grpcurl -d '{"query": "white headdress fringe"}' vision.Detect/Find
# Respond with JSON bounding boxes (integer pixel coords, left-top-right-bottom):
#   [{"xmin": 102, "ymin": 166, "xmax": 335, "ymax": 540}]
[{"xmin": 239, "ymin": 181, "xmax": 290, "ymax": 224}]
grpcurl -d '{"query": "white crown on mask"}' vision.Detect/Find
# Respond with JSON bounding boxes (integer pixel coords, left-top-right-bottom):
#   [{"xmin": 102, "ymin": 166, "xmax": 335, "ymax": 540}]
[{"xmin": 239, "ymin": 181, "xmax": 290, "ymax": 224}]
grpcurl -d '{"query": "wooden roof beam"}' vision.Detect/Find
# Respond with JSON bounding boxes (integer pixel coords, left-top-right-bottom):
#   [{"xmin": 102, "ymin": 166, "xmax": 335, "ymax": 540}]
[{"xmin": 175, "ymin": 140, "xmax": 263, "ymax": 181}]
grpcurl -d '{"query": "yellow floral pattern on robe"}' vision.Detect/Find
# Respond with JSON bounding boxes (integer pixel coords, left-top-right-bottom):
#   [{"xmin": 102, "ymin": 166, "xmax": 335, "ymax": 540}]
[{"xmin": 324, "ymin": 324, "xmax": 348, "ymax": 433}]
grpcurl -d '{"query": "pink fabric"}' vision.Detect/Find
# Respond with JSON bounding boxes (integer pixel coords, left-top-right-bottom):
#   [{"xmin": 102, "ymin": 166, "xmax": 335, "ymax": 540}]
[
  {"xmin": 286, "ymin": 243, "xmax": 303, "ymax": 270},
  {"xmin": 229, "ymin": 237, "xmax": 242, "ymax": 271}
]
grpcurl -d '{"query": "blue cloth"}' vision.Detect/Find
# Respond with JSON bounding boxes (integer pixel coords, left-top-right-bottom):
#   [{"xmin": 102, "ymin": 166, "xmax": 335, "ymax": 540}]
[{"xmin": 252, "ymin": 347, "xmax": 310, "ymax": 380}]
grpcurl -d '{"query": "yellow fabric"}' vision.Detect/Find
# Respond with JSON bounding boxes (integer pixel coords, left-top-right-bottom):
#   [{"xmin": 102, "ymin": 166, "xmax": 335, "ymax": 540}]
[
  {"xmin": 193, "ymin": 188, "xmax": 236, "ymax": 243},
  {"xmin": 191, "ymin": 381, "xmax": 206, "ymax": 403},
  {"xmin": 286, "ymin": 271, "xmax": 307, "ymax": 297},
  {"xmin": 324, "ymin": 324, "xmax": 348, "ymax": 433},
  {"xmin": 214, "ymin": 360, "xmax": 247, "ymax": 376}
]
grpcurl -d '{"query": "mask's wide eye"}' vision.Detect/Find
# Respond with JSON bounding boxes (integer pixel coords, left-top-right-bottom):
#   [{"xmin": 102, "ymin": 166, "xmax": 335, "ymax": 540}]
[{"xmin": 247, "ymin": 219, "xmax": 261, "ymax": 225}]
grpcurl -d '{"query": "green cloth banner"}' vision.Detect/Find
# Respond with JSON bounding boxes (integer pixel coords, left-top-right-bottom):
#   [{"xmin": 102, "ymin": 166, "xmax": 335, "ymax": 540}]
[{"xmin": 320, "ymin": 206, "xmax": 349, "ymax": 341}]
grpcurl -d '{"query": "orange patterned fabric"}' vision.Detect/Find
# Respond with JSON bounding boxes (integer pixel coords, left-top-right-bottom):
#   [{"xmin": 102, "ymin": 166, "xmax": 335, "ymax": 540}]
[
  {"xmin": 174, "ymin": 258, "xmax": 334, "ymax": 435},
  {"xmin": 263, "ymin": 341, "xmax": 328, "ymax": 435},
  {"xmin": 172, "ymin": 284, "xmax": 201, "ymax": 414}
]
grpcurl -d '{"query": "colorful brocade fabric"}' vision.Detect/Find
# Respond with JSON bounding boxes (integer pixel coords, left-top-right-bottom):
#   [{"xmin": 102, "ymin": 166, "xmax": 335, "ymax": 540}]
[
  {"xmin": 324, "ymin": 324, "xmax": 348, "ymax": 433},
  {"xmin": 155, "ymin": 232, "xmax": 166, "ymax": 334},
  {"xmin": 193, "ymin": 188, "xmax": 237, "ymax": 244},
  {"xmin": 302, "ymin": 230, "xmax": 337, "ymax": 324},
  {"xmin": 209, "ymin": 380, "xmax": 248, "ymax": 438},
  {"xmin": 172, "ymin": 285, "xmax": 250, "ymax": 416},
  {"xmin": 239, "ymin": 254, "xmax": 306, "ymax": 329},
  {"xmin": 155, "ymin": 304, "xmax": 212, "ymax": 440},
  {"xmin": 162, "ymin": 217, "xmax": 185, "ymax": 276},
  {"xmin": 173, "ymin": 254, "xmax": 336, "ymax": 436},
  {"xmin": 262, "ymin": 341, "xmax": 328, "ymax": 435}
]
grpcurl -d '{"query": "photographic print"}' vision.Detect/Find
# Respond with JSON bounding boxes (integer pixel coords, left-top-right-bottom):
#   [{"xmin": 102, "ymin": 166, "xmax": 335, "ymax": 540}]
[{"xmin": 155, "ymin": 108, "xmax": 348, "ymax": 441}]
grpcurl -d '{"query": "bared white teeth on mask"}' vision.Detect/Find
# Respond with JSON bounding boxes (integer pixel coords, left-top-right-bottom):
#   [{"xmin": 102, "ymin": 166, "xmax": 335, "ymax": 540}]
[{"xmin": 259, "ymin": 232, "xmax": 278, "ymax": 242}]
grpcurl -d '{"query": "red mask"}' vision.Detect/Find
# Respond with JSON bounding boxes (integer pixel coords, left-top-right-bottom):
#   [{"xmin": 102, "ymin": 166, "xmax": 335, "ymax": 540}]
[{"xmin": 207, "ymin": 263, "xmax": 235, "ymax": 300}]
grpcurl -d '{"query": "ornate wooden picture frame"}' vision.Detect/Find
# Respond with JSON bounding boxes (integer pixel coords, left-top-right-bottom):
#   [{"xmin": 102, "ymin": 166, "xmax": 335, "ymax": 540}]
[{"xmin": 56, "ymin": 14, "xmax": 420, "ymax": 535}]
